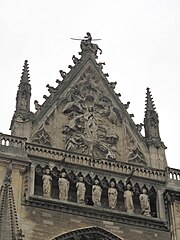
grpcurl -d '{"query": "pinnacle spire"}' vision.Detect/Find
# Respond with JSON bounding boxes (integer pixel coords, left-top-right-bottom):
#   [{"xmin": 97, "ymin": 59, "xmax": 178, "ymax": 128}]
[
  {"xmin": 144, "ymin": 87, "xmax": 164, "ymax": 147},
  {"xmin": 145, "ymin": 87, "xmax": 156, "ymax": 112},
  {"xmin": 20, "ymin": 60, "xmax": 30, "ymax": 83},
  {"xmin": 10, "ymin": 60, "xmax": 32, "ymax": 132},
  {"xmin": 0, "ymin": 162, "xmax": 24, "ymax": 240}
]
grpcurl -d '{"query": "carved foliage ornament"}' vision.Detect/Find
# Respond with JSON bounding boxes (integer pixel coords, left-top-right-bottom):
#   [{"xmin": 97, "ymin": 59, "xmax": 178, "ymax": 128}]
[{"xmin": 62, "ymin": 70, "xmax": 119, "ymax": 159}]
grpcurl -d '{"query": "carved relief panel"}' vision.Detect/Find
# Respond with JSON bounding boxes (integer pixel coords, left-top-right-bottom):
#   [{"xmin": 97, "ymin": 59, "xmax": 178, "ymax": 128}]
[{"xmin": 61, "ymin": 70, "xmax": 120, "ymax": 160}]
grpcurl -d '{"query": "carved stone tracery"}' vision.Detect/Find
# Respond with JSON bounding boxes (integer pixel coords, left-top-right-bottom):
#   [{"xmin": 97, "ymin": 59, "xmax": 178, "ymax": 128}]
[
  {"xmin": 62, "ymin": 70, "xmax": 119, "ymax": 160},
  {"xmin": 32, "ymin": 124, "xmax": 52, "ymax": 146}
]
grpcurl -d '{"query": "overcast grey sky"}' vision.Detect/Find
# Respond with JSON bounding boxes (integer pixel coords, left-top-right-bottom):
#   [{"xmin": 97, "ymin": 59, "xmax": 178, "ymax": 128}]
[{"xmin": 0, "ymin": 0, "xmax": 180, "ymax": 168}]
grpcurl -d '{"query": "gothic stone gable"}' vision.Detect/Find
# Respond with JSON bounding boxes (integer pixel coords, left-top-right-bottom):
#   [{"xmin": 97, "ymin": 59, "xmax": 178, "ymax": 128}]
[{"xmin": 30, "ymin": 50, "xmax": 150, "ymax": 165}]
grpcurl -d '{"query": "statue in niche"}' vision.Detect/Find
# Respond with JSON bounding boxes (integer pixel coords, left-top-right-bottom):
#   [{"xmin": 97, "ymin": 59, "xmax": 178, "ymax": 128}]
[
  {"xmin": 108, "ymin": 181, "xmax": 118, "ymax": 209},
  {"xmin": 42, "ymin": 168, "xmax": 52, "ymax": 198},
  {"xmin": 76, "ymin": 176, "xmax": 86, "ymax": 204},
  {"xmin": 139, "ymin": 188, "xmax": 151, "ymax": 216},
  {"xmin": 92, "ymin": 179, "xmax": 102, "ymax": 207},
  {"xmin": 124, "ymin": 184, "xmax": 134, "ymax": 214},
  {"xmin": 58, "ymin": 172, "xmax": 69, "ymax": 201}
]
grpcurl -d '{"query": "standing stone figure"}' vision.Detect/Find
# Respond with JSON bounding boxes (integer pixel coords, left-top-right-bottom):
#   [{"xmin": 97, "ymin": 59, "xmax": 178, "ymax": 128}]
[
  {"xmin": 92, "ymin": 179, "xmax": 102, "ymax": 207},
  {"xmin": 42, "ymin": 168, "xmax": 52, "ymax": 198},
  {"xmin": 124, "ymin": 184, "xmax": 134, "ymax": 214},
  {"xmin": 108, "ymin": 181, "xmax": 118, "ymax": 209},
  {"xmin": 58, "ymin": 172, "xmax": 69, "ymax": 201},
  {"xmin": 76, "ymin": 176, "xmax": 86, "ymax": 204},
  {"xmin": 139, "ymin": 188, "xmax": 151, "ymax": 216}
]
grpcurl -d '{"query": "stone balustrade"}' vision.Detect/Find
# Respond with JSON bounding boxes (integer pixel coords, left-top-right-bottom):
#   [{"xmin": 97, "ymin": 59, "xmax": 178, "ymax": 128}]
[
  {"xmin": 0, "ymin": 133, "xmax": 173, "ymax": 182},
  {"xmin": 0, "ymin": 133, "xmax": 26, "ymax": 150},
  {"xmin": 167, "ymin": 167, "xmax": 180, "ymax": 181},
  {"xmin": 25, "ymin": 142, "xmax": 166, "ymax": 182}
]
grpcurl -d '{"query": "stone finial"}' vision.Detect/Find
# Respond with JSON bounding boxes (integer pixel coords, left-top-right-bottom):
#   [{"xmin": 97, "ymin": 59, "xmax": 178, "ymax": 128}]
[
  {"xmin": 21, "ymin": 60, "xmax": 30, "ymax": 83},
  {"xmin": 145, "ymin": 87, "xmax": 156, "ymax": 112}
]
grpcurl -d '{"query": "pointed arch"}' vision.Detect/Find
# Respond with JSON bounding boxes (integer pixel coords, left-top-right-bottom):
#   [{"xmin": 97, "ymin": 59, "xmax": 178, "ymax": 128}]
[{"xmin": 51, "ymin": 226, "xmax": 124, "ymax": 240}]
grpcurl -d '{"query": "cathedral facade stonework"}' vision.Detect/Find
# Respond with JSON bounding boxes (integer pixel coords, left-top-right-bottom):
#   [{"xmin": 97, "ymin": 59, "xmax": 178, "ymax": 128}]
[{"xmin": 0, "ymin": 33, "xmax": 179, "ymax": 240}]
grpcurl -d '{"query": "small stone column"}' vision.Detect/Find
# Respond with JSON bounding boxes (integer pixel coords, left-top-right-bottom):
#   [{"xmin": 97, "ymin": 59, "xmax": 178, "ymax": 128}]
[
  {"xmin": 29, "ymin": 164, "xmax": 35, "ymax": 196},
  {"xmin": 157, "ymin": 189, "xmax": 166, "ymax": 220}
]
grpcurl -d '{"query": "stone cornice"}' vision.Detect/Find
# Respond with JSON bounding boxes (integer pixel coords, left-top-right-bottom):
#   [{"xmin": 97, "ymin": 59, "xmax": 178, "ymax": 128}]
[{"xmin": 24, "ymin": 195, "xmax": 168, "ymax": 231}]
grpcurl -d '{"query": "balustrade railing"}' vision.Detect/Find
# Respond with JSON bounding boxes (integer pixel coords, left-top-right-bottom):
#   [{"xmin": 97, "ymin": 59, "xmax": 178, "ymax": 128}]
[
  {"xmin": 25, "ymin": 143, "xmax": 166, "ymax": 182},
  {"xmin": 0, "ymin": 133, "xmax": 26, "ymax": 150},
  {"xmin": 2, "ymin": 133, "xmax": 179, "ymax": 182},
  {"xmin": 167, "ymin": 167, "xmax": 180, "ymax": 181}
]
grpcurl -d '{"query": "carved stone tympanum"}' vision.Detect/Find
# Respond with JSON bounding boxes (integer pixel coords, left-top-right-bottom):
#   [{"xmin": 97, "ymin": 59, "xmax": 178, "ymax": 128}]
[{"xmin": 62, "ymin": 70, "xmax": 119, "ymax": 159}]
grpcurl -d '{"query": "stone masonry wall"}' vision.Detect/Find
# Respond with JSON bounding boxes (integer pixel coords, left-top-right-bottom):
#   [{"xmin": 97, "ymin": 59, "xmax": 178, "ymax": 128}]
[
  {"xmin": 20, "ymin": 204, "xmax": 171, "ymax": 240},
  {"xmin": 175, "ymin": 201, "xmax": 180, "ymax": 239}
]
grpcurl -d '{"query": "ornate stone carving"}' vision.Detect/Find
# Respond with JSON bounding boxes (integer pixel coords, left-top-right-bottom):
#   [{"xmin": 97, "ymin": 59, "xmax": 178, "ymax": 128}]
[
  {"xmin": 42, "ymin": 168, "xmax": 52, "ymax": 198},
  {"xmin": 123, "ymin": 101, "xmax": 130, "ymax": 109},
  {"xmin": 34, "ymin": 100, "xmax": 41, "ymax": 111},
  {"xmin": 46, "ymin": 84, "xmax": 57, "ymax": 94},
  {"xmin": 62, "ymin": 70, "xmax": 119, "ymax": 159},
  {"xmin": 76, "ymin": 176, "xmax": 86, "ymax": 204},
  {"xmin": 16, "ymin": 229, "xmax": 25, "ymax": 240},
  {"xmin": 97, "ymin": 62, "xmax": 105, "ymax": 69},
  {"xmin": 126, "ymin": 131, "xmax": 146, "ymax": 165},
  {"xmin": 59, "ymin": 70, "xmax": 67, "ymax": 79},
  {"xmin": 92, "ymin": 179, "xmax": 102, "ymax": 207},
  {"xmin": 108, "ymin": 81, "xmax": 117, "ymax": 89},
  {"xmin": 32, "ymin": 124, "xmax": 52, "ymax": 146},
  {"xmin": 136, "ymin": 123, "xmax": 144, "ymax": 132},
  {"xmin": 124, "ymin": 184, "xmax": 134, "ymax": 214},
  {"xmin": 139, "ymin": 188, "xmax": 151, "ymax": 216},
  {"xmin": 79, "ymin": 32, "xmax": 102, "ymax": 58},
  {"xmin": 108, "ymin": 181, "xmax": 117, "ymax": 209},
  {"xmin": 72, "ymin": 55, "xmax": 80, "ymax": 65},
  {"xmin": 58, "ymin": 172, "xmax": 69, "ymax": 201}
]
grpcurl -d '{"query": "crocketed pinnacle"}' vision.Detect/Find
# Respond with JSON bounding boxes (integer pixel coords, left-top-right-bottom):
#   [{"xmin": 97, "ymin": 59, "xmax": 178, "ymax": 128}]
[
  {"xmin": 20, "ymin": 60, "xmax": 30, "ymax": 83},
  {"xmin": 145, "ymin": 87, "xmax": 156, "ymax": 113},
  {"xmin": 0, "ymin": 162, "xmax": 24, "ymax": 240}
]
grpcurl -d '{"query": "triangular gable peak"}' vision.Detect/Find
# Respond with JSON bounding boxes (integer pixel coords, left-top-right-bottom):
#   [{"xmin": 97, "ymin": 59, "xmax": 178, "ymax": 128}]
[{"xmin": 25, "ymin": 33, "xmax": 149, "ymax": 165}]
